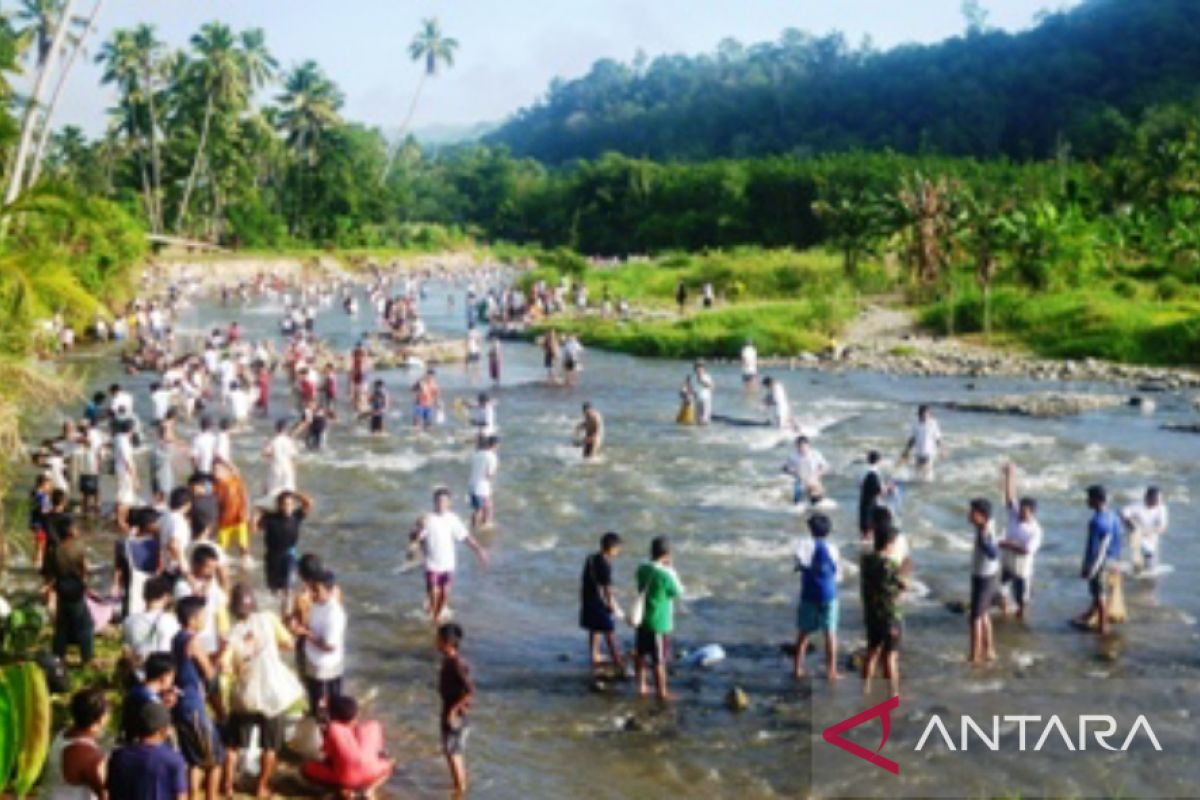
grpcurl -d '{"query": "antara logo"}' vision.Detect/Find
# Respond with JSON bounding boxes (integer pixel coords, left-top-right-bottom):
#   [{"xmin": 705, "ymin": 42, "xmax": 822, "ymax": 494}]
[
  {"xmin": 915, "ymin": 713, "xmax": 1163, "ymax": 752},
  {"xmin": 822, "ymin": 695, "xmax": 901, "ymax": 775},
  {"xmin": 822, "ymin": 697, "xmax": 1164, "ymax": 775}
]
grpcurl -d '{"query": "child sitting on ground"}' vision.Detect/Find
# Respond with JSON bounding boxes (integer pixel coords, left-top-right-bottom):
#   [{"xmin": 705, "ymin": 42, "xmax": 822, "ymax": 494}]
[{"xmin": 301, "ymin": 695, "xmax": 393, "ymax": 798}]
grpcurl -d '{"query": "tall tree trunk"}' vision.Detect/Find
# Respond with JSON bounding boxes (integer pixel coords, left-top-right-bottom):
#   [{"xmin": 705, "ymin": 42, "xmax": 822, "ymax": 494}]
[
  {"xmin": 176, "ymin": 93, "xmax": 214, "ymax": 233},
  {"xmin": 29, "ymin": 0, "xmax": 107, "ymax": 188},
  {"xmin": 137, "ymin": 141, "xmax": 154, "ymax": 225},
  {"xmin": 380, "ymin": 69, "xmax": 428, "ymax": 181},
  {"xmin": 3, "ymin": 0, "xmax": 78, "ymax": 209},
  {"xmin": 144, "ymin": 61, "xmax": 164, "ymax": 232}
]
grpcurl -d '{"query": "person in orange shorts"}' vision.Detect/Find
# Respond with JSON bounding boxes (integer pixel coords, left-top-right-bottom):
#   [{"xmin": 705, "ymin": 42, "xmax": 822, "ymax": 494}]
[
  {"xmin": 301, "ymin": 695, "xmax": 393, "ymax": 798},
  {"xmin": 213, "ymin": 462, "xmax": 252, "ymax": 568}
]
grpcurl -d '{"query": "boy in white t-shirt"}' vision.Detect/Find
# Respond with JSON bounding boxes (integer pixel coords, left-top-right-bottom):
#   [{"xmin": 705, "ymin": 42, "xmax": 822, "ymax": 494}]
[
  {"xmin": 1122, "ymin": 486, "xmax": 1168, "ymax": 573},
  {"xmin": 410, "ymin": 488, "xmax": 489, "ymax": 623},
  {"xmin": 998, "ymin": 463, "xmax": 1043, "ymax": 620},
  {"xmin": 902, "ymin": 405, "xmax": 943, "ymax": 479},
  {"xmin": 467, "ymin": 437, "xmax": 499, "ymax": 533}
]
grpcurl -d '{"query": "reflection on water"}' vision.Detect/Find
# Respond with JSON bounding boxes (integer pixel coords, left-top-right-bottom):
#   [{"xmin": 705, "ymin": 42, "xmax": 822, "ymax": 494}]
[{"xmin": 58, "ymin": 283, "xmax": 1200, "ymax": 798}]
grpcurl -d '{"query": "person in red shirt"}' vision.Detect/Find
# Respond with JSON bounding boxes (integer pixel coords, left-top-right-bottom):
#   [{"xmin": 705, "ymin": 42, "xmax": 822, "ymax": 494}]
[{"xmin": 301, "ymin": 695, "xmax": 393, "ymax": 797}]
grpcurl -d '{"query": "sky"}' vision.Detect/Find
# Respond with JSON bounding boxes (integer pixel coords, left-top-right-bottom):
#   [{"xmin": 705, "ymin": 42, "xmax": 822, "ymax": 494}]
[{"xmin": 44, "ymin": 0, "xmax": 1077, "ymax": 138}]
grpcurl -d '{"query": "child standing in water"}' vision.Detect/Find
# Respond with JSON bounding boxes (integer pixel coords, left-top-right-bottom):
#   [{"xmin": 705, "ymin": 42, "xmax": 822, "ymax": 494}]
[
  {"xmin": 793, "ymin": 514, "xmax": 840, "ymax": 681},
  {"xmin": 968, "ymin": 498, "xmax": 998, "ymax": 665},
  {"xmin": 437, "ymin": 623, "xmax": 474, "ymax": 794},
  {"xmin": 860, "ymin": 522, "xmax": 905, "ymax": 695},
  {"xmin": 633, "ymin": 536, "xmax": 684, "ymax": 701},
  {"xmin": 999, "ymin": 463, "xmax": 1042, "ymax": 620}
]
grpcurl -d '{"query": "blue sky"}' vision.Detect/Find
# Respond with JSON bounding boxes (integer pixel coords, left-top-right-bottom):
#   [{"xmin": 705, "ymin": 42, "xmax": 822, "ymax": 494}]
[{"xmin": 48, "ymin": 0, "xmax": 1076, "ymax": 137}]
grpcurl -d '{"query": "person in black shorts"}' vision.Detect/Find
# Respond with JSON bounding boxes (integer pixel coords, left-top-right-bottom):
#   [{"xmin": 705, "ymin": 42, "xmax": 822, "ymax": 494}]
[
  {"xmin": 367, "ymin": 380, "xmax": 389, "ymax": 435},
  {"xmin": 257, "ymin": 490, "xmax": 312, "ymax": 610},
  {"xmin": 579, "ymin": 532, "xmax": 624, "ymax": 675},
  {"xmin": 968, "ymin": 498, "xmax": 999, "ymax": 665},
  {"xmin": 860, "ymin": 522, "xmax": 905, "ymax": 694},
  {"xmin": 437, "ymin": 623, "xmax": 473, "ymax": 794}
]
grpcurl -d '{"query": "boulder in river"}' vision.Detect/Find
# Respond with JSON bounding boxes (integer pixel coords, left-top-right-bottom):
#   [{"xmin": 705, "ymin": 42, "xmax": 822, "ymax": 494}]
[{"xmin": 938, "ymin": 393, "xmax": 1124, "ymax": 418}]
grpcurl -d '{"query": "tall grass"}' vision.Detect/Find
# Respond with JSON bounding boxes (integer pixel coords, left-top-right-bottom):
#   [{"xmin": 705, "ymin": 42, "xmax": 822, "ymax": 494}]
[{"xmin": 922, "ymin": 287, "xmax": 1200, "ymax": 365}]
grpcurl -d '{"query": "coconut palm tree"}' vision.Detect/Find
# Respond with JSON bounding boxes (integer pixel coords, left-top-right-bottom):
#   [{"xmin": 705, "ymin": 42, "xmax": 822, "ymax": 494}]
[
  {"xmin": 277, "ymin": 60, "xmax": 342, "ymax": 164},
  {"xmin": 173, "ymin": 25, "xmax": 275, "ymax": 232},
  {"xmin": 27, "ymin": 0, "xmax": 104, "ymax": 188},
  {"xmin": 276, "ymin": 60, "xmax": 342, "ymax": 234},
  {"xmin": 3, "ymin": 0, "xmax": 78, "ymax": 212},
  {"xmin": 381, "ymin": 17, "xmax": 458, "ymax": 179},
  {"xmin": 96, "ymin": 27, "xmax": 157, "ymax": 228}
]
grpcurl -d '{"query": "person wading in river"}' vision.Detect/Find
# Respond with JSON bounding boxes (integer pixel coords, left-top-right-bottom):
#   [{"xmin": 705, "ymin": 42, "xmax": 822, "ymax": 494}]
[
  {"xmin": 580, "ymin": 532, "xmax": 625, "ymax": 676},
  {"xmin": 574, "ymin": 403, "xmax": 604, "ymax": 459},
  {"xmin": 410, "ymin": 488, "xmax": 489, "ymax": 624}
]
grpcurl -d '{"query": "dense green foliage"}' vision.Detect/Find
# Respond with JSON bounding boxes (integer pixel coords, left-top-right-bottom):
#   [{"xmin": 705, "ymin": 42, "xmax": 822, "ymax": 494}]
[
  {"xmin": 13, "ymin": 3, "xmax": 1200, "ymax": 366},
  {"xmin": 520, "ymin": 249, "xmax": 860, "ymax": 357},
  {"xmin": 485, "ymin": 0, "xmax": 1200, "ymax": 163}
]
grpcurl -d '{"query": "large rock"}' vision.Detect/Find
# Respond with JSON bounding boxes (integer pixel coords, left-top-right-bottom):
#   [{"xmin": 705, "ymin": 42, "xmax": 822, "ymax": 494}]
[{"xmin": 939, "ymin": 393, "xmax": 1124, "ymax": 418}]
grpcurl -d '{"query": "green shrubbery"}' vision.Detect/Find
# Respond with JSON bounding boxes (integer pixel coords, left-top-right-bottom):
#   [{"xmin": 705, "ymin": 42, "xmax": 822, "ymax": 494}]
[{"xmin": 535, "ymin": 300, "xmax": 851, "ymax": 359}]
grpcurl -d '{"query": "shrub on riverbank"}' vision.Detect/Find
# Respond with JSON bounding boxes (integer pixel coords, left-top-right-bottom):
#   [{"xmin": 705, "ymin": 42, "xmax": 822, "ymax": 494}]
[
  {"xmin": 519, "ymin": 247, "xmax": 885, "ymax": 305},
  {"xmin": 532, "ymin": 299, "xmax": 854, "ymax": 359},
  {"xmin": 0, "ymin": 188, "xmax": 146, "ymax": 354},
  {"xmin": 922, "ymin": 287, "xmax": 1200, "ymax": 366}
]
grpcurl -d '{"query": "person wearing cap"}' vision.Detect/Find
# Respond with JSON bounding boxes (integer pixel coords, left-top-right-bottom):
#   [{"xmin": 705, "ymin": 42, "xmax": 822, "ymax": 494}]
[
  {"xmin": 968, "ymin": 497, "xmax": 999, "ymax": 665},
  {"xmin": 1121, "ymin": 486, "xmax": 1169, "ymax": 574},
  {"xmin": 1077, "ymin": 484, "xmax": 1123, "ymax": 635},
  {"xmin": 999, "ymin": 463, "xmax": 1043, "ymax": 620},
  {"xmin": 793, "ymin": 514, "xmax": 841, "ymax": 681},
  {"xmin": 108, "ymin": 702, "xmax": 188, "ymax": 800},
  {"xmin": 580, "ymin": 532, "xmax": 625, "ymax": 675}
]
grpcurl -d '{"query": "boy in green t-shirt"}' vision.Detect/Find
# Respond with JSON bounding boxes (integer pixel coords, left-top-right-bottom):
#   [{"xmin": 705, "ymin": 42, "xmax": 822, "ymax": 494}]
[{"xmin": 634, "ymin": 536, "xmax": 684, "ymax": 700}]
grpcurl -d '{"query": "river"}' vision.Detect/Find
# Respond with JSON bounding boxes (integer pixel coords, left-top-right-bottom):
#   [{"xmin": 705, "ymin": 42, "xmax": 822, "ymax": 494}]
[{"xmin": 53, "ymin": 278, "xmax": 1200, "ymax": 798}]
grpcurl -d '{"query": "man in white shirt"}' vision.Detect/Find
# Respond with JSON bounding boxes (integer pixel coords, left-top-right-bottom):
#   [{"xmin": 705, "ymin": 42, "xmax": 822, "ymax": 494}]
[
  {"xmin": 467, "ymin": 437, "xmax": 500, "ymax": 533},
  {"xmin": 998, "ymin": 463, "xmax": 1043, "ymax": 619},
  {"xmin": 300, "ymin": 570, "xmax": 346, "ymax": 715},
  {"xmin": 150, "ymin": 382, "xmax": 174, "ymax": 423},
  {"xmin": 158, "ymin": 487, "xmax": 193, "ymax": 578},
  {"xmin": 783, "ymin": 436, "xmax": 828, "ymax": 506},
  {"xmin": 191, "ymin": 417, "xmax": 218, "ymax": 476},
  {"xmin": 121, "ymin": 575, "xmax": 180, "ymax": 673},
  {"xmin": 1122, "ymin": 486, "xmax": 1169, "ymax": 573},
  {"xmin": 109, "ymin": 383, "xmax": 134, "ymax": 421},
  {"xmin": 693, "ymin": 361, "xmax": 714, "ymax": 425},
  {"xmin": 762, "ymin": 376, "xmax": 792, "ymax": 430},
  {"xmin": 410, "ymin": 488, "xmax": 489, "ymax": 623},
  {"xmin": 902, "ymin": 405, "xmax": 943, "ymax": 479},
  {"xmin": 741, "ymin": 340, "xmax": 758, "ymax": 387}
]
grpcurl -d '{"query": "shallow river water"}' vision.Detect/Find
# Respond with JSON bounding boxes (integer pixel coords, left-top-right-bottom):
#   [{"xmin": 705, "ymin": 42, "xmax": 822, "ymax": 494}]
[{"xmin": 54, "ymin": 281, "xmax": 1200, "ymax": 798}]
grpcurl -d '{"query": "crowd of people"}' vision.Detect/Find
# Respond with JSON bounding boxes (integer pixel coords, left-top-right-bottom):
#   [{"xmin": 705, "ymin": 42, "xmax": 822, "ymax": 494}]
[{"xmin": 21, "ymin": 263, "xmax": 1174, "ymax": 798}]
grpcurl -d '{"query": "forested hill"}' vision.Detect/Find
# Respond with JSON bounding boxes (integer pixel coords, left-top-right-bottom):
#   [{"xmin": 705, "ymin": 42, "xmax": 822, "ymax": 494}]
[{"xmin": 486, "ymin": 0, "xmax": 1200, "ymax": 163}]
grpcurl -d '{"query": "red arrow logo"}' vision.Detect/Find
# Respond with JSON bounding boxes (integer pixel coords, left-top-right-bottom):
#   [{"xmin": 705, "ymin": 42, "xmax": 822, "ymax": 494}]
[{"xmin": 821, "ymin": 695, "xmax": 901, "ymax": 775}]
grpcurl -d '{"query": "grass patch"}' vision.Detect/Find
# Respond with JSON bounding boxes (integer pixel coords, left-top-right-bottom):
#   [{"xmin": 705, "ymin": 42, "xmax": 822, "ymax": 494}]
[
  {"xmin": 534, "ymin": 299, "xmax": 854, "ymax": 359},
  {"xmin": 922, "ymin": 287, "xmax": 1200, "ymax": 366}
]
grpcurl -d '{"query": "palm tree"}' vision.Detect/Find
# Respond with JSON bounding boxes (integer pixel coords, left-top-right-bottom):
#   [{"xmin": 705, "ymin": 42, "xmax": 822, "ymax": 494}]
[
  {"xmin": 381, "ymin": 17, "xmax": 457, "ymax": 180},
  {"xmin": 96, "ymin": 27, "xmax": 157, "ymax": 228},
  {"xmin": 276, "ymin": 60, "xmax": 342, "ymax": 233},
  {"xmin": 28, "ymin": 0, "xmax": 105, "ymax": 188},
  {"xmin": 4, "ymin": 0, "xmax": 78, "ymax": 212},
  {"xmin": 277, "ymin": 60, "xmax": 342, "ymax": 164},
  {"xmin": 174, "ymin": 25, "xmax": 276, "ymax": 232}
]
